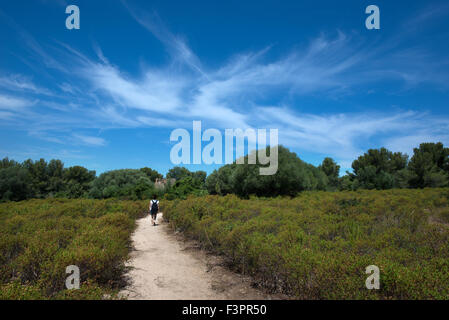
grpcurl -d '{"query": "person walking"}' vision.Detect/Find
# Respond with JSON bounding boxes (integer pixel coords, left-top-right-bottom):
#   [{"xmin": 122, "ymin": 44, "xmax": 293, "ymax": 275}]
[{"xmin": 149, "ymin": 195, "xmax": 160, "ymax": 226}]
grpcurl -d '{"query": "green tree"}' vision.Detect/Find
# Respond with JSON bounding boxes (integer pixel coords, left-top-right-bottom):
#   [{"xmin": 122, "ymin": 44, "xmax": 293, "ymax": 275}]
[
  {"xmin": 192, "ymin": 171, "xmax": 207, "ymax": 184},
  {"xmin": 206, "ymin": 165, "xmax": 236, "ymax": 195},
  {"xmin": 89, "ymin": 169, "xmax": 155, "ymax": 200},
  {"xmin": 205, "ymin": 170, "xmax": 219, "ymax": 194},
  {"xmin": 206, "ymin": 146, "xmax": 327, "ymax": 198},
  {"xmin": 23, "ymin": 158, "xmax": 50, "ymax": 197},
  {"xmin": 351, "ymin": 148, "xmax": 408, "ymax": 190},
  {"xmin": 64, "ymin": 166, "xmax": 96, "ymax": 198},
  {"xmin": 0, "ymin": 157, "xmax": 18, "ymax": 169},
  {"xmin": 408, "ymin": 142, "xmax": 449, "ymax": 188},
  {"xmin": 319, "ymin": 157, "xmax": 340, "ymax": 190},
  {"xmin": 47, "ymin": 160, "xmax": 65, "ymax": 196},
  {"xmin": 166, "ymin": 166, "xmax": 192, "ymax": 180},
  {"xmin": 0, "ymin": 166, "xmax": 33, "ymax": 201},
  {"xmin": 339, "ymin": 175, "xmax": 354, "ymax": 191},
  {"xmin": 140, "ymin": 167, "xmax": 163, "ymax": 182},
  {"xmin": 166, "ymin": 176, "xmax": 207, "ymax": 199}
]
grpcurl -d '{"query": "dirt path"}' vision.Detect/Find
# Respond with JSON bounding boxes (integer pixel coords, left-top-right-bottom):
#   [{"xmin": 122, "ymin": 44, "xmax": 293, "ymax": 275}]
[{"xmin": 119, "ymin": 213, "xmax": 279, "ymax": 300}]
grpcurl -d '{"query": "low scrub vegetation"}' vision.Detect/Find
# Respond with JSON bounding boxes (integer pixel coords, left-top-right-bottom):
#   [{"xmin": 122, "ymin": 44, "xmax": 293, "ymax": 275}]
[
  {"xmin": 164, "ymin": 188, "xmax": 449, "ymax": 299},
  {"xmin": 2, "ymin": 188, "xmax": 448, "ymax": 300},
  {"xmin": 0, "ymin": 199, "xmax": 146, "ymax": 299}
]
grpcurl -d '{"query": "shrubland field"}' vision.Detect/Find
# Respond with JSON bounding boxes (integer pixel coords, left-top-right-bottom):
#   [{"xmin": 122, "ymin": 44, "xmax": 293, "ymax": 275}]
[
  {"xmin": 1, "ymin": 188, "xmax": 448, "ymax": 300},
  {"xmin": 164, "ymin": 188, "xmax": 449, "ymax": 299},
  {"xmin": 0, "ymin": 199, "xmax": 146, "ymax": 299}
]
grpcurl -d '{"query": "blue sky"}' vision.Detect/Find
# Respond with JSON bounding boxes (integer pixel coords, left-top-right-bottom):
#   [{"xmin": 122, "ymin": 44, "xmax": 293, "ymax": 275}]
[{"xmin": 1, "ymin": 0, "xmax": 449, "ymax": 176}]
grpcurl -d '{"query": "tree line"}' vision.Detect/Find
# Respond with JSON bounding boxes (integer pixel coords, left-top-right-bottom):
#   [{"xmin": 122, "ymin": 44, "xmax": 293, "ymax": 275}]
[
  {"xmin": 1, "ymin": 142, "xmax": 448, "ymax": 201},
  {"xmin": 206, "ymin": 142, "xmax": 449, "ymax": 197},
  {"xmin": 0, "ymin": 158, "xmax": 206, "ymax": 202}
]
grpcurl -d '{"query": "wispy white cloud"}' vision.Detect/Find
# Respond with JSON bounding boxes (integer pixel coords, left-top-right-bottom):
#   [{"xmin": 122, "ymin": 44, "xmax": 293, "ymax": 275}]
[
  {"xmin": 137, "ymin": 116, "xmax": 190, "ymax": 128},
  {"xmin": 72, "ymin": 134, "xmax": 106, "ymax": 147},
  {"xmin": 122, "ymin": 1, "xmax": 206, "ymax": 77},
  {"xmin": 57, "ymin": 82, "xmax": 78, "ymax": 95},
  {"xmin": 0, "ymin": 74, "xmax": 53, "ymax": 95},
  {"xmin": 255, "ymin": 107, "xmax": 449, "ymax": 167},
  {"xmin": 84, "ymin": 63, "xmax": 186, "ymax": 113},
  {"xmin": 403, "ymin": 3, "xmax": 449, "ymax": 30},
  {"xmin": 0, "ymin": 94, "xmax": 34, "ymax": 110}
]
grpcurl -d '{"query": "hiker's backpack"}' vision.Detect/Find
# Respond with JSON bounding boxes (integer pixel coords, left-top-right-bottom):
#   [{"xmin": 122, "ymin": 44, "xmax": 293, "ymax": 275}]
[{"xmin": 151, "ymin": 200, "xmax": 159, "ymax": 213}]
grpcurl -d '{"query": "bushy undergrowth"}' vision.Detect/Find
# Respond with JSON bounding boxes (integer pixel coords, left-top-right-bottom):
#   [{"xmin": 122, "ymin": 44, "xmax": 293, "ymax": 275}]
[
  {"xmin": 164, "ymin": 188, "xmax": 449, "ymax": 299},
  {"xmin": 0, "ymin": 198, "xmax": 146, "ymax": 299}
]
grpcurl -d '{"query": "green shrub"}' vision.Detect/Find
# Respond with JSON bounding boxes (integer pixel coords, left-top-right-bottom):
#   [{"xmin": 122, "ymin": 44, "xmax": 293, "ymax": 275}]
[
  {"xmin": 164, "ymin": 189, "xmax": 449, "ymax": 299},
  {"xmin": 0, "ymin": 198, "xmax": 147, "ymax": 299}
]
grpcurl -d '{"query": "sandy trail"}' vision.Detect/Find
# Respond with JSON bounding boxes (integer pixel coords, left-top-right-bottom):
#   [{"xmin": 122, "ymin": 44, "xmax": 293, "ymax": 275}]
[{"xmin": 119, "ymin": 213, "xmax": 278, "ymax": 300}]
